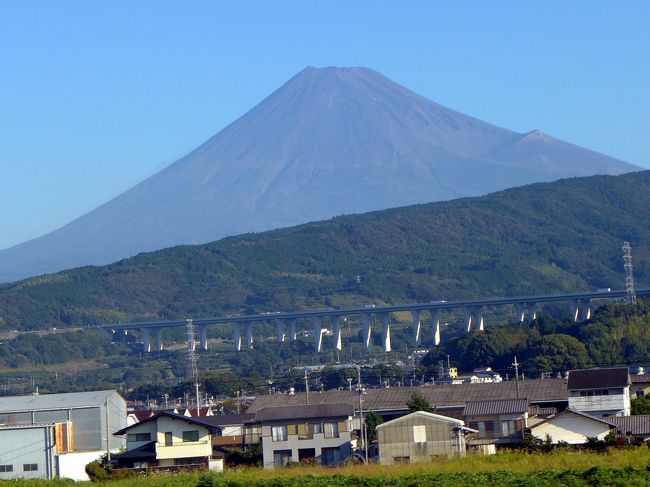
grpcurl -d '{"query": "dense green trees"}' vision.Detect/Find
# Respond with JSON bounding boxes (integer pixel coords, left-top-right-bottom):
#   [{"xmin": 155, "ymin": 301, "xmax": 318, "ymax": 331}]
[{"xmin": 0, "ymin": 172, "xmax": 648, "ymax": 332}]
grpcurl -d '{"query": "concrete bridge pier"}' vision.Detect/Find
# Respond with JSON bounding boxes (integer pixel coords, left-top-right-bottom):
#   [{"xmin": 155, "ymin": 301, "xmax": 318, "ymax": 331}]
[
  {"xmin": 362, "ymin": 313, "xmax": 372, "ymax": 349},
  {"xmin": 379, "ymin": 312, "xmax": 391, "ymax": 352},
  {"xmin": 141, "ymin": 327, "xmax": 151, "ymax": 353},
  {"xmin": 411, "ymin": 309, "xmax": 421, "ymax": 346},
  {"xmin": 287, "ymin": 319, "xmax": 297, "ymax": 341},
  {"xmin": 154, "ymin": 328, "xmax": 164, "ymax": 352},
  {"xmin": 313, "ymin": 316, "xmax": 324, "ymax": 352},
  {"xmin": 198, "ymin": 325, "xmax": 208, "ymax": 351},
  {"xmin": 464, "ymin": 308, "xmax": 473, "ymax": 332},
  {"xmin": 515, "ymin": 303, "xmax": 526, "ymax": 324},
  {"xmin": 245, "ymin": 322, "xmax": 254, "ymax": 349},
  {"xmin": 274, "ymin": 319, "xmax": 285, "ymax": 343},
  {"xmin": 332, "ymin": 316, "xmax": 342, "ymax": 351},
  {"xmin": 430, "ymin": 309, "xmax": 441, "ymax": 346},
  {"xmin": 232, "ymin": 323, "xmax": 242, "ymax": 351},
  {"xmin": 472, "ymin": 307, "xmax": 484, "ymax": 331},
  {"xmin": 525, "ymin": 302, "xmax": 537, "ymax": 324}
]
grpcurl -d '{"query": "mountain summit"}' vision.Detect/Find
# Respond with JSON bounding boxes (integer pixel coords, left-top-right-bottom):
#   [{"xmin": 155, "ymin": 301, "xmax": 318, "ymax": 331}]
[{"xmin": 0, "ymin": 66, "xmax": 639, "ymax": 282}]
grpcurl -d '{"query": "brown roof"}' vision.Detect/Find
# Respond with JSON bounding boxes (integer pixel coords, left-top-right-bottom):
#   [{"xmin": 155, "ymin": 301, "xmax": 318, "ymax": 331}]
[
  {"xmin": 567, "ymin": 368, "xmax": 630, "ymax": 390},
  {"xmin": 631, "ymin": 373, "xmax": 650, "ymax": 384},
  {"xmin": 255, "ymin": 403, "xmax": 354, "ymax": 422},
  {"xmin": 248, "ymin": 380, "xmax": 567, "ymax": 413},
  {"xmin": 608, "ymin": 415, "xmax": 650, "ymax": 436},
  {"xmin": 130, "ymin": 410, "xmax": 154, "ymax": 421},
  {"xmin": 463, "ymin": 398, "xmax": 528, "ymax": 416}
]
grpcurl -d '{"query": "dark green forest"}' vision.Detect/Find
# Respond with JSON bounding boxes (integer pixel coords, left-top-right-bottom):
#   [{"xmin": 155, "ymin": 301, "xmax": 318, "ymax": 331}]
[
  {"xmin": 0, "ymin": 171, "xmax": 649, "ymax": 399},
  {"xmin": 0, "ymin": 171, "xmax": 648, "ymax": 330}
]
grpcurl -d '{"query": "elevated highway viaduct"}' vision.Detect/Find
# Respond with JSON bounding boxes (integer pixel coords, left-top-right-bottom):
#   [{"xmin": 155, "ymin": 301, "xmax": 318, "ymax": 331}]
[{"xmin": 101, "ymin": 288, "xmax": 650, "ymax": 354}]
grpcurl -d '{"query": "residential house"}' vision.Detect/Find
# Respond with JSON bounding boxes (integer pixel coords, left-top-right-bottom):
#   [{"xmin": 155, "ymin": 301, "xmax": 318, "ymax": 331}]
[
  {"xmin": 567, "ymin": 367, "xmax": 631, "ymax": 417},
  {"xmin": 205, "ymin": 413, "xmax": 255, "ymax": 449},
  {"xmin": 113, "ymin": 411, "xmax": 223, "ymax": 472},
  {"xmin": 253, "ymin": 403, "xmax": 354, "ymax": 469},
  {"xmin": 0, "ymin": 390, "xmax": 126, "ymax": 481},
  {"xmin": 630, "ymin": 373, "xmax": 650, "ymax": 399},
  {"xmin": 376, "ymin": 411, "xmax": 474, "ymax": 465},
  {"xmin": 529, "ymin": 409, "xmax": 616, "ymax": 444},
  {"xmin": 248, "ymin": 379, "xmax": 569, "ymax": 423},
  {"xmin": 463, "ymin": 398, "xmax": 528, "ymax": 447},
  {"xmin": 473, "ymin": 367, "xmax": 503, "ymax": 383}
]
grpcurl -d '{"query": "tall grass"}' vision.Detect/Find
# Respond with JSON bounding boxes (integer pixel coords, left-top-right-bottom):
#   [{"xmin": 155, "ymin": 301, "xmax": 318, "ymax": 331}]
[{"xmin": 5, "ymin": 446, "xmax": 650, "ymax": 486}]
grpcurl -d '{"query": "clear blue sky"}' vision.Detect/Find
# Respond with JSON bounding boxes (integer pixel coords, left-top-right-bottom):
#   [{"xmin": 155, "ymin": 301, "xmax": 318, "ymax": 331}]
[{"xmin": 1, "ymin": 1, "xmax": 648, "ymax": 250}]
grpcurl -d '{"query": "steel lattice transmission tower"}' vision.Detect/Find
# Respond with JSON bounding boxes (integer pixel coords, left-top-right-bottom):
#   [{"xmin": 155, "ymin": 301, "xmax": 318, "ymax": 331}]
[
  {"xmin": 186, "ymin": 319, "xmax": 199, "ymax": 381},
  {"xmin": 622, "ymin": 241, "xmax": 637, "ymax": 305}
]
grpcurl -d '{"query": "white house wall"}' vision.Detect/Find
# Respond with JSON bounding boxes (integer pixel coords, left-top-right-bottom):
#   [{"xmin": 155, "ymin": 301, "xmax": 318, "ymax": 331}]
[
  {"xmin": 568, "ymin": 389, "xmax": 630, "ymax": 417},
  {"xmin": 58, "ymin": 451, "xmax": 105, "ymax": 481},
  {"xmin": 531, "ymin": 415, "xmax": 611, "ymax": 444},
  {"xmin": 153, "ymin": 417, "xmax": 212, "ymax": 461}
]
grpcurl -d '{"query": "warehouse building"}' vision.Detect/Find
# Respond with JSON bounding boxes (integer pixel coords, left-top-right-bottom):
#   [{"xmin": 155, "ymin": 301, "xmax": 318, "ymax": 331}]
[{"xmin": 0, "ymin": 390, "xmax": 126, "ymax": 480}]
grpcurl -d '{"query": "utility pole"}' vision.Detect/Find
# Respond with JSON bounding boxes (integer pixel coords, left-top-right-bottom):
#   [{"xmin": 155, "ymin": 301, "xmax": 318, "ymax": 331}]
[
  {"xmin": 105, "ymin": 397, "xmax": 111, "ymax": 463},
  {"xmin": 304, "ymin": 370, "xmax": 310, "ymax": 405},
  {"xmin": 512, "ymin": 356, "xmax": 520, "ymax": 398},
  {"xmin": 356, "ymin": 366, "xmax": 368, "ymax": 463}
]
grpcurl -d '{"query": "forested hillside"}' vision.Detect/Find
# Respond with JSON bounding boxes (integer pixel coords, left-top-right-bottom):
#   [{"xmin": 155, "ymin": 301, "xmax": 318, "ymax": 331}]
[{"xmin": 0, "ymin": 171, "xmax": 648, "ymax": 330}]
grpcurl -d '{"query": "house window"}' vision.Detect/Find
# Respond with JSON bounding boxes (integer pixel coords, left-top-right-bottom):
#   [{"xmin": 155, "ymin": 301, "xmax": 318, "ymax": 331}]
[
  {"xmin": 314, "ymin": 423, "xmax": 322, "ymax": 434},
  {"xmin": 272, "ymin": 425, "xmax": 288, "ymax": 442},
  {"xmin": 298, "ymin": 423, "xmax": 314, "ymax": 440},
  {"xmin": 273, "ymin": 449, "xmax": 292, "ymax": 467},
  {"xmin": 413, "ymin": 425, "xmax": 427, "ymax": 443},
  {"xmin": 127, "ymin": 433, "xmax": 151, "ymax": 442},
  {"xmin": 469, "ymin": 421, "xmax": 494, "ymax": 439},
  {"xmin": 323, "ymin": 422, "xmax": 339, "ymax": 439},
  {"xmin": 23, "ymin": 464, "xmax": 38, "ymax": 471},
  {"xmin": 164, "ymin": 432, "xmax": 173, "ymax": 446},
  {"xmin": 0, "ymin": 465, "xmax": 13, "ymax": 472},
  {"xmin": 182, "ymin": 430, "xmax": 199, "ymax": 442},
  {"xmin": 501, "ymin": 420, "xmax": 518, "ymax": 438}
]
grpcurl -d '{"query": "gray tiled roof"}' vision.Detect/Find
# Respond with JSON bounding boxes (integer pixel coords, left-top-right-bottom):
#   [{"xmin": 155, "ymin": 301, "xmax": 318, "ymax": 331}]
[
  {"xmin": 608, "ymin": 415, "xmax": 650, "ymax": 435},
  {"xmin": 247, "ymin": 379, "xmax": 567, "ymax": 413},
  {"xmin": 567, "ymin": 368, "xmax": 630, "ymax": 390},
  {"xmin": 255, "ymin": 403, "xmax": 354, "ymax": 422},
  {"xmin": 114, "ymin": 410, "xmax": 223, "ymax": 436},
  {"xmin": 202, "ymin": 413, "xmax": 255, "ymax": 426},
  {"xmin": 0, "ymin": 390, "xmax": 122, "ymax": 412},
  {"xmin": 531, "ymin": 408, "xmax": 617, "ymax": 430},
  {"xmin": 463, "ymin": 398, "xmax": 528, "ymax": 416}
]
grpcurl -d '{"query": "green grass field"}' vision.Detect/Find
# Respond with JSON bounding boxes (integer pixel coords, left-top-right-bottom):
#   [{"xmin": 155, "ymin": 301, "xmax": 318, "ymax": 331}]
[{"xmin": 5, "ymin": 447, "xmax": 650, "ymax": 486}]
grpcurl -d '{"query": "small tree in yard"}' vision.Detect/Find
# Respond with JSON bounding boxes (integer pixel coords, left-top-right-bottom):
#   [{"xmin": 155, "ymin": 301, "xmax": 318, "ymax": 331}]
[
  {"xmin": 406, "ymin": 392, "xmax": 435, "ymax": 413},
  {"xmin": 631, "ymin": 396, "xmax": 650, "ymax": 415},
  {"xmin": 365, "ymin": 411, "xmax": 383, "ymax": 443}
]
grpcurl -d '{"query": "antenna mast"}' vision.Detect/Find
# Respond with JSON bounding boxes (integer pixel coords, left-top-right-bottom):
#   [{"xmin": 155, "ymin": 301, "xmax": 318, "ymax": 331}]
[{"xmin": 622, "ymin": 242, "xmax": 637, "ymax": 305}]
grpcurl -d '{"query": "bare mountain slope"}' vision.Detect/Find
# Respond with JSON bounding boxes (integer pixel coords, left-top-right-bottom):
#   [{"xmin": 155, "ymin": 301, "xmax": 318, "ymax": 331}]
[{"xmin": 0, "ymin": 66, "xmax": 638, "ymax": 282}]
